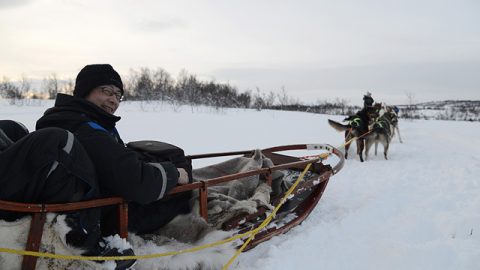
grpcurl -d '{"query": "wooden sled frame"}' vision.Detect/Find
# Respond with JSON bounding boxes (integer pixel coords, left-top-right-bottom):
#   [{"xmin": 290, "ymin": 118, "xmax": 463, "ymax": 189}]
[{"xmin": 0, "ymin": 143, "xmax": 344, "ymax": 269}]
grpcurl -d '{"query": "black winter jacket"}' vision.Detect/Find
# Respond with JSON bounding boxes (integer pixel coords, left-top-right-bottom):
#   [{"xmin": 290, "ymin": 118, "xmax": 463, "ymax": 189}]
[{"xmin": 36, "ymin": 94, "xmax": 179, "ymax": 204}]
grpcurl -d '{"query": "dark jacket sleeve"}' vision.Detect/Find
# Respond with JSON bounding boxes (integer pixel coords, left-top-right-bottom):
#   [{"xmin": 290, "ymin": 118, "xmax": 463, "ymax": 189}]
[{"xmin": 75, "ymin": 124, "xmax": 179, "ymax": 204}]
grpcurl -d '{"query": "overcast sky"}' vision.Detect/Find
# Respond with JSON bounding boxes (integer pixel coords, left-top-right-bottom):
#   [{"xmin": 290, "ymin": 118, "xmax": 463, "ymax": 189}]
[{"xmin": 1, "ymin": 0, "xmax": 479, "ymax": 105}]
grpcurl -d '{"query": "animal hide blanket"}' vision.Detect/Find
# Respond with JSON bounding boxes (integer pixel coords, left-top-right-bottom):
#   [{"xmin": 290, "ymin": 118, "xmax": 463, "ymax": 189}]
[
  {"xmin": 0, "ymin": 213, "xmax": 238, "ymax": 270},
  {"xmin": 192, "ymin": 149, "xmax": 285, "ymax": 228}
]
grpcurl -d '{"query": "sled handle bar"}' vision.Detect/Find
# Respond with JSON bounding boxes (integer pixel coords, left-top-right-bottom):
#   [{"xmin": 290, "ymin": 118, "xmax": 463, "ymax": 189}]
[
  {"xmin": 186, "ymin": 144, "xmax": 344, "ymax": 175},
  {"xmin": 170, "ymin": 158, "xmax": 322, "ymax": 194}
]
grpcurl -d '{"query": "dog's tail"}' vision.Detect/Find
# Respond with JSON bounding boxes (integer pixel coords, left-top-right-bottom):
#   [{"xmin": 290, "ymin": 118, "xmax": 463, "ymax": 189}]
[{"xmin": 328, "ymin": 119, "xmax": 350, "ymax": 132}]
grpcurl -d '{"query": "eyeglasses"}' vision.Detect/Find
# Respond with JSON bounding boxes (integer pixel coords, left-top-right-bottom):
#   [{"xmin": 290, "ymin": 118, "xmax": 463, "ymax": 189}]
[{"xmin": 100, "ymin": 87, "xmax": 123, "ymax": 102}]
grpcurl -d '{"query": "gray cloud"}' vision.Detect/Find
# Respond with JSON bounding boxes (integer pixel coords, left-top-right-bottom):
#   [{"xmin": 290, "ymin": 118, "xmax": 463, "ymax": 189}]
[
  {"xmin": 211, "ymin": 61, "xmax": 480, "ymax": 104},
  {"xmin": 215, "ymin": 61, "xmax": 480, "ymax": 90},
  {"xmin": 0, "ymin": 0, "xmax": 32, "ymax": 9}
]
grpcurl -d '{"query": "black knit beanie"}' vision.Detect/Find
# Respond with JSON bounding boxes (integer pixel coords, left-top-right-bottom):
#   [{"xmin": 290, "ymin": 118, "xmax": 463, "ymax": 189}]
[{"xmin": 73, "ymin": 64, "xmax": 124, "ymax": 98}]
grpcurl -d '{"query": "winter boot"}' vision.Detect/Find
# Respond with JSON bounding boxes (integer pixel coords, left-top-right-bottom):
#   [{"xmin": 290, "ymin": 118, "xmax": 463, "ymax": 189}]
[
  {"xmin": 82, "ymin": 236, "xmax": 137, "ymax": 270},
  {"xmin": 62, "ymin": 213, "xmax": 136, "ymax": 270}
]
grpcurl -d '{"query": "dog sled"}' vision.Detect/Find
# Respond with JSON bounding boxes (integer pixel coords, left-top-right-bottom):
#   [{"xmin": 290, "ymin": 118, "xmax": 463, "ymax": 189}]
[
  {"xmin": 181, "ymin": 143, "xmax": 345, "ymax": 250},
  {"xmin": 0, "ymin": 143, "xmax": 344, "ymax": 269}
]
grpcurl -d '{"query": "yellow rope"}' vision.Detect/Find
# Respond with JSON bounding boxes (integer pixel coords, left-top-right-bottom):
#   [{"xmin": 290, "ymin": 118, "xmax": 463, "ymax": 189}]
[
  {"xmin": 339, "ymin": 129, "xmax": 373, "ymax": 150},
  {"xmin": 0, "ymin": 229, "xmax": 252, "ymax": 261},
  {"xmin": 221, "ymin": 162, "xmax": 314, "ymax": 270}
]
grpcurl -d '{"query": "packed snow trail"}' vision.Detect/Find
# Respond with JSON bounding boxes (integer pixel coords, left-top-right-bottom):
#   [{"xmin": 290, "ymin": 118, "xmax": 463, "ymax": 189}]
[
  {"xmin": 0, "ymin": 100, "xmax": 479, "ymax": 270},
  {"xmin": 236, "ymin": 119, "xmax": 480, "ymax": 270}
]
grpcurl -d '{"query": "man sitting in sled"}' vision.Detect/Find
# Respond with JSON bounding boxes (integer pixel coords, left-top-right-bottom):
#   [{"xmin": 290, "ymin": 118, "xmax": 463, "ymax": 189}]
[
  {"xmin": 37, "ymin": 64, "xmax": 191, "ymax": 234},
  {"xmin": 1, "ymin": 64, "xmax": 191, "ymax": 270}
]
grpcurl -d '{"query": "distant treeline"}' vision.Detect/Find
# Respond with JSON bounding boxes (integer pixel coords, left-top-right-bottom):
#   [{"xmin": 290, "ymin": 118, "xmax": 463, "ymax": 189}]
[
  {"xmin": 1, "ymin": 68, "xmax": 478, "ymax": 121},
  {"xmin": 0, "ymin": 67, "xmax": 360, "ymax": 113}
]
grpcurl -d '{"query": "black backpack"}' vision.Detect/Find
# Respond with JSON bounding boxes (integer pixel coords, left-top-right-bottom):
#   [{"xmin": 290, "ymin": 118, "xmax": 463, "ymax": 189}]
[
  {"xmin": 126, "ymin": 140, "xmax": 193, "ymax": 183},
  {"xmin": 126, "ymin": 141, "xmax": 193, "ymax": 233}
]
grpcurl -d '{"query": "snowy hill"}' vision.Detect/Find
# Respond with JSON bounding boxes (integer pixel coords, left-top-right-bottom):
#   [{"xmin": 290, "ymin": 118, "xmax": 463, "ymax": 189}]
[
  {"xmin": 398, "ymin": 100, "xmax": 480, "ymax": 121},
  {"xmin": 0, "ymin": 100, "xmax": 479, "ymax": 270}
]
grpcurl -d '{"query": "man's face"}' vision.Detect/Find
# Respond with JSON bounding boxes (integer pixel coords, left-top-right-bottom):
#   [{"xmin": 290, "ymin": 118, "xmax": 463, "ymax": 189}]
[{"xmin": 85, "ymin": 85, "xmax": 122, "ymax": 114}]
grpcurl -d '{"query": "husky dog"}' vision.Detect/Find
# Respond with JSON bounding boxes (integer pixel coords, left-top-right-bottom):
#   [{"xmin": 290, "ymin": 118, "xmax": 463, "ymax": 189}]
[
  {"xmin": 385, "ymin": 106, "xmax": 403, "ymax": 143},
  {"xmin": 365, "ymin": 111, "xmax": 394, "ymax": 160},
  {"xmin": 328, "ymin": 108, "xmax": 377, "ymax": 162}
]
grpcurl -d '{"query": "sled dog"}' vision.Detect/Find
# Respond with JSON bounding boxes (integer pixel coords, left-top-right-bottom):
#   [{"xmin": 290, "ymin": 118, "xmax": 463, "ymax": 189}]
[
  {"xmin": 385, "ymin": 106, "xmax": 403, "ymax": 143},
  {"xmin": 365, "ymin": 111, "xmax": 394, "ymax": 160},
  {"xmin": 328, "ymin": 108, "xmax": 377, "ymax": 162}
]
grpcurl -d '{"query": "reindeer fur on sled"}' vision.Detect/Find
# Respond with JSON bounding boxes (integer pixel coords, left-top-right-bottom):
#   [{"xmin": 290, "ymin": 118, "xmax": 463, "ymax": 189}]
[
  {"xmin": 0, "ymin": 213, "xmax": 239, "ymax": 270},
  {"xmin": 191, "ymin": 149, "xmax": 284, "ymax": 228}
]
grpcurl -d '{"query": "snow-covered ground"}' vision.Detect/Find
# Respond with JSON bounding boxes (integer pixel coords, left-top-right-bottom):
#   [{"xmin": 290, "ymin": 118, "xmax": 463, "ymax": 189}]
[{"xmin": 1, "ymin": 100, "xmax": 479, "ymax": 270}]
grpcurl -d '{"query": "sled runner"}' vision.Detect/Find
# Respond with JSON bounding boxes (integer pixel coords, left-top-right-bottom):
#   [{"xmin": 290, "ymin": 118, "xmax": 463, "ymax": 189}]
[{"xmin": 0, "ymin": 143, "xmax": 344, "ymax": 269}]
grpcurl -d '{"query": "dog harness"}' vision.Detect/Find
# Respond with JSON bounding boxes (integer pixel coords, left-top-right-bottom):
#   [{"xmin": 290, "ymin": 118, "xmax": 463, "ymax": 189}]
[{"xmin": 349, "ymin": 117, "xmax": 362, "ymax": 128}]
